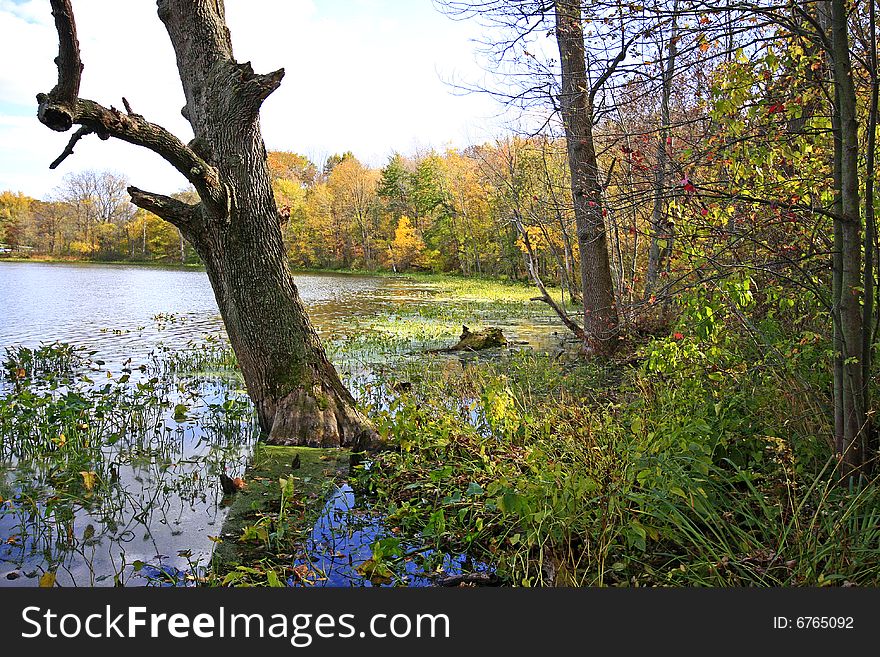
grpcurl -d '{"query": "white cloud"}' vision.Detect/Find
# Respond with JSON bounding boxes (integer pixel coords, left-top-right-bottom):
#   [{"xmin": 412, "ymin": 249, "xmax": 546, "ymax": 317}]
[{"xmin": 1, "ymin": 0, "xmax": 508, "ymax": 198}]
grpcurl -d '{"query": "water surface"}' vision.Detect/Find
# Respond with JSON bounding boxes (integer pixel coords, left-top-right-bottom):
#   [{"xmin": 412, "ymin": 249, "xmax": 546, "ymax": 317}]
[
  {"xmin": 0, "ymin": 262, "xmax": 386, "ymax": 365},
  {"xmin": 0, "ymin": 263, "xmax": 400, "ymax": 586}
]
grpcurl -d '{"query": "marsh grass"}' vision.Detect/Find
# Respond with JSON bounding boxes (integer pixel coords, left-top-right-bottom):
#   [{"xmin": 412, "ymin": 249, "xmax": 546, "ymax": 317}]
[
  {"xmin": 3, "ymin": 342, "xmax": 91, "ymax": 381},
  {"xmin": 353, "ymin": 340, "xmax": 880, "ymax": 587},
  {"xmin": 0, "ymin": 338, "xmax": 257, "ymax": 585}
]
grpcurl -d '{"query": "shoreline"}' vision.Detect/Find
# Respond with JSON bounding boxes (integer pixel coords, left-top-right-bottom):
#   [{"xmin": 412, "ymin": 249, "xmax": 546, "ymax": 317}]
[{"xmin": 0, "ymin": 257, "xmax": 542, "ymax": 288}]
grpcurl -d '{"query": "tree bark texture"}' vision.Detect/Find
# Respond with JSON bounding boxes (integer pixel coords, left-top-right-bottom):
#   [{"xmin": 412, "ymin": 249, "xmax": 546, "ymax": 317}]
[
  {"xmin": 830, "ymin": 0, "xmax": 869, "ymax": 475},
  {"xmin": 37, "ymin": 0, "xmax": 377, "ymax": 449},
  {"xmin": 554, "ymin": 1, "xmax": 620, "ymax": 355}
]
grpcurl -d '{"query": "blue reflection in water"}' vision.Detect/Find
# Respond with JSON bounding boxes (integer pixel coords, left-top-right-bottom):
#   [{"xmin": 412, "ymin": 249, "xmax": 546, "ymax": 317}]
[
  {"xmin": 138, "ymin": 563, "xmax": 199, "ymax": 587},
  {"xmin": 139, "ymin": 484, "xmax": 494, "ymax": 587},
  {"xmin": 288, "ymin": 485, "xmax": 493, "ymax": 587}
]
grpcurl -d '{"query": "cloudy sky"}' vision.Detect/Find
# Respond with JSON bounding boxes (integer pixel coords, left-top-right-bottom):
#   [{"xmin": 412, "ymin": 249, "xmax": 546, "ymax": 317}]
[{"xmin": 0, "ymin": 0, "xmax": 510, "ymax": 199}]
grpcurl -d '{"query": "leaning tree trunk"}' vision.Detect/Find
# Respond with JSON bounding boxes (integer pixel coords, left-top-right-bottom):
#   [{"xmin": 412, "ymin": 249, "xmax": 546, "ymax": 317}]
[
  {"xmin": 554, "ymin": 1, "xmax": 620, "ymax": 355},
  {"xmin": 37, "ymin": 0, "xmax": 376, "ymax": 448}
]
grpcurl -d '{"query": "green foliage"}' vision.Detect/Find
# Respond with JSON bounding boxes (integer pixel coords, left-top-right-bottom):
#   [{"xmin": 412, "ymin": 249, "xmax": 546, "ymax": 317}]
[
  {"xmin": 0, "ymin": 191, "xmax": 31, "ymax": 248},
  {"xmin": 3, "ymin": 342, "xmax": 89, "ymax": 382},
  {"xmin": 377, "ymin": 153, "xmax": 415, "ymax": 221},
  {"xmin": 0, "ymin": 337, "xmax": 257, "ymax": 583}
]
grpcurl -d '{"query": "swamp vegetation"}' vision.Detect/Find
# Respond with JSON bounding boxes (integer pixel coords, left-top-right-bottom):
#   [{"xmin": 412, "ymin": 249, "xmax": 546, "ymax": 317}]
[{"xmin": 1, "ymin": 270, "xmax": 877, "ymax": 587}]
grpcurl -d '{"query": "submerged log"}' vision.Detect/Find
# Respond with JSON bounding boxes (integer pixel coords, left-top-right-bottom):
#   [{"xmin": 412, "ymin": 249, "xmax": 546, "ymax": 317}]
[{"xmin": 430, "ymin": 326, "xmax": 507, "ymax": 353}]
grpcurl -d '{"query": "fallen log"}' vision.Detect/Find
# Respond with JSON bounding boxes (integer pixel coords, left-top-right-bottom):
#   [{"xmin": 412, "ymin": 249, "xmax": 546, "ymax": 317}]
[{"xmin": 428, "ymin": 326, "xmax": 507, "ymax": 353}]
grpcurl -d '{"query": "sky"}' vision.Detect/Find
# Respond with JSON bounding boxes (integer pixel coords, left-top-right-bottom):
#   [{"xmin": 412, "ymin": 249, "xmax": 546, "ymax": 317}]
[{"xmin": 0, "ymin": 0, "xmax": 511, "ymax": 199}]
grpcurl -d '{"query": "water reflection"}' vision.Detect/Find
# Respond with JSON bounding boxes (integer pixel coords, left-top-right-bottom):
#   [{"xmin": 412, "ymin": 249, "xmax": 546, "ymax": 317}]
[
  {"xmin": 0, "ymin": 364, "xmax": 257, "ymax": 587},
  {"xmin": 289, "ymin": 484, "xmax": 493, "ymax": 587},
  {"xmin": 135, "ymin": 484, "xmax": 494, "ymax": 588}
]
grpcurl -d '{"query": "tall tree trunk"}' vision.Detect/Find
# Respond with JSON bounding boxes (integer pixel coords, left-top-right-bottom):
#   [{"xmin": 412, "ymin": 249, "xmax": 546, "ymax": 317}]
[
  {"xmin": 830, "ymin": 0, "xmax": 869, "ymax": 475},
  {"xmin": 191, "ymin": 212, "xmax": 369, "ymax": 446},
  {"xmin": 863, "ymin": 0, "xmax": 878, "ymax": 461},
  {"xmin": 645, "ymin": 1, "xmax": 679, "ymax": 298},
  {"xmin": 554, "ymin": 1, "xmax": 619, "ymax": 354},
  {"xmin": 37, "ymin": 0, "xmax": 376, "ymax": 448}
]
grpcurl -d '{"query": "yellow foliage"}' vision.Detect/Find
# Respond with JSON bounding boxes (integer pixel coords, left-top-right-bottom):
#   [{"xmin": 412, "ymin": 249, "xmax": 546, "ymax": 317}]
[
  {"xmin": 68, "ymin": 240, "xmax": 94, "ymax": 256},
  {"xmin": 273, "ymin": 178, "xmax": 306, "ymax": 211},
  {"xmin": 390, "ymin": 216, "xmax": 425, "ymax": 271}
]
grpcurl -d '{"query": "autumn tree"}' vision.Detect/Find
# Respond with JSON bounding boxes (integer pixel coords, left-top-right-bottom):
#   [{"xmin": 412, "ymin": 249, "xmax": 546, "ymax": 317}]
[
  {"xmin": 643, "ymin": 0, "xmax": 682, "ymax": 297},
  {"xmin": 267, "ymin": 150, "xmax": 318, "ymax": 187},
  {"xmin": 57, "ymin": 170, "xmax": 133, "ymax": 258},
  {"xmin": 439, "ymin": 0, "xmax": 662, "ymax": 353},
  {"xmin": 301, "ymin": 182, "xmax": 339, "ymax": 267},
  {"xmin": 28, "ymin": 199, "xmax": 69, "ymax": 255},
  {"xmin": 36, "ymin": 0, "xmax": 376, "ymax": 448},
  {"xmin": 327, "ymin": 156, "xmax": 380, "ymax": 268},
  {"xmin": 378, "ymin": 153, "xmax": 416, "ymax": 223},
  {"xmin": 634, "ymin": 1, "xmax": 877, "ymax": 475},
  {"xmin": 389, "ymin": 216, "xmax": 426, "ymax": 271},
  {"xmin": 0, "ymin": 191, "xmax": 33, "ymax": 249},
  {"xmin": 439, "ymin": 148, "xmax": 494, "ymax": 275}
]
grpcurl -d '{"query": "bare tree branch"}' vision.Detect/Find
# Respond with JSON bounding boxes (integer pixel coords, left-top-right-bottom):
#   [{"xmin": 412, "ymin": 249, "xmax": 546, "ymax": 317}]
[
  {"xmin": 37, "ymin": 0, "xmax": 227, "ymax": 214},
  {"xmin": 128, "ymin": 186, "xmax": 201, "ymax": 230},
  {"xmin": 514, "ymin": 210, "xmax": 586, "ymax": 340},
  {"xmin": 46, "ymin": 0, "xmax": 81, "ymax": 119},
  {"xmin": 589, "ymin": 32, "xmax": 642, "ymax": 106},
  {"xmin": 49, "ymin": 125, "xmax": 93, "ymax": 169}
]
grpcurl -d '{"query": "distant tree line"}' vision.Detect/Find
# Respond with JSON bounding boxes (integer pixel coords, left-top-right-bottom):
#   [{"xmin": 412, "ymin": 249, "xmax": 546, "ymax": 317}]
[
  {"xmin": 0, "ymin": 170, "xmax": 198, "ymax": 263},
  {"xmin": 1, "ymin": 142, "xmax": 587, "ymax": 281}
]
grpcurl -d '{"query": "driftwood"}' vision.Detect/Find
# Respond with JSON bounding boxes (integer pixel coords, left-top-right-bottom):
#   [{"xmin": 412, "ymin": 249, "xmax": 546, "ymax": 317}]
[{"xmin": 428, "ymin": 326, "xmax": 507, "ymax": 353}]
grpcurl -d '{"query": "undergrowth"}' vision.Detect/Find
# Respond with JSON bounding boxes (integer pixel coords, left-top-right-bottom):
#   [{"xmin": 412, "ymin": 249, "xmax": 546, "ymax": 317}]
[{"xmin": 353, "ymin": 276, "xmax": 880, "ymax": 586}]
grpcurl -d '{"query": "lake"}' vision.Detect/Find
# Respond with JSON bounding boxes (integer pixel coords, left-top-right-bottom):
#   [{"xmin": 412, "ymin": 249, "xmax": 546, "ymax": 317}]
[
  {"xmin": 0, "ymin": 261, "xmax": 397, "ymax": 365},
  {"xmin": 0, "ymin": 261, "xmax": 562, "ymax": 586}
]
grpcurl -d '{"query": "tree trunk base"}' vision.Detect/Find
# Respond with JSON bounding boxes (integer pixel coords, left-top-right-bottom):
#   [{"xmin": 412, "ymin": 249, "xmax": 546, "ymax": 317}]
[{"xmin": 265, "ymin": 381, "xmax": 380, "ymax": 450}]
